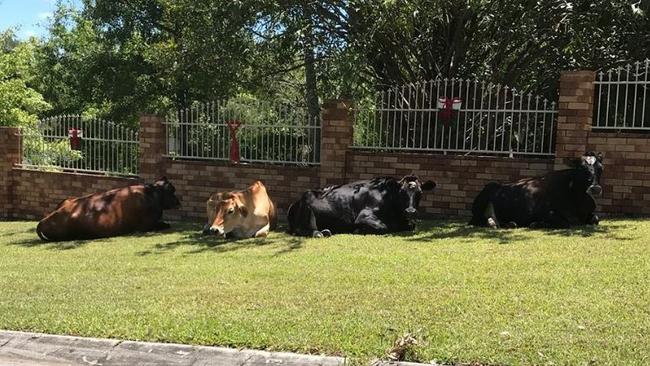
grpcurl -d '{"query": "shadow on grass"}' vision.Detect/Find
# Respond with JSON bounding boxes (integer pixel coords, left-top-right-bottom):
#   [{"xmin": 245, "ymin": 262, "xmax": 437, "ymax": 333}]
[
  {"xmin": 136, "ymin": 225, "xmax": 306, "ymax": 256},
  {"xmin": 401, "ymin": 219, "xmax": 639, "ymax": 244},
  {"xmin": 10, "ymin": 226, "xmax": 181, "ymax": 250}
]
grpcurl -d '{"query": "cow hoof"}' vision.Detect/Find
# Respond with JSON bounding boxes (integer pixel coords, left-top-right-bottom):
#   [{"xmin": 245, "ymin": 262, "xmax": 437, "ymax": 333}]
[
  {"xmin": 312, "ymin": 231, "xmax": 324, "ymax": 238},
  {"xmin": 503, "ymin": 221, "xmax": 518, "ymax": 229},
  {"xmin": 321, "ymin": 229, "xmax": 332, "ymax": 237},
  {"xmin": 487, "ymin": 217, "xmax": 498, "ymax": 229},
  {"xmin": 589, "ymin": 215, "xmax": 600, "ymax": 225}
]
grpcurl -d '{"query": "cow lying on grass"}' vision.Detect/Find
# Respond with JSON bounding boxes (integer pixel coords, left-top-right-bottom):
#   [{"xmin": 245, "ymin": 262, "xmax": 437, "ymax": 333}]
[
  {"xmin": 204, "ymin": 181, "xmax": 277, "ymax": 239},
  {"xmin": 469, "ymin": 152, "xmax": 604, "ymax": 229},
  {"xmin": 287, "ymin": 175, "xmax": 436, "ymax": 237},
  {"xmin": 36, "ymin": 177, "xmax": 181, "ymax": 241}
]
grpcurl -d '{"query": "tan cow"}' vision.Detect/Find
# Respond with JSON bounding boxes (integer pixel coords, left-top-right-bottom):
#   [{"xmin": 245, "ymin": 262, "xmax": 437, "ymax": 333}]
[{"xmin": 204, "ymin": 181, "xmax": 277, "ymax": 238}]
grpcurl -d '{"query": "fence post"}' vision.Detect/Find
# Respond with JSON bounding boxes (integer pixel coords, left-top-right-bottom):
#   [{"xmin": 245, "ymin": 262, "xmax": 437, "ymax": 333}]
[
  {"xmin": 0, "ymin": 127, "xmax": 21, "ymax": 218},
  {"xmin": 139, "ymin": 114, "xmax": 167, "ymax": 182},
  {"xmin": 320, "ymin": 99, "xmax": 354, "ymax": 187},
  {"xmin": 555, "ymin": 71, "xmax": 596, "ymax": 169}
]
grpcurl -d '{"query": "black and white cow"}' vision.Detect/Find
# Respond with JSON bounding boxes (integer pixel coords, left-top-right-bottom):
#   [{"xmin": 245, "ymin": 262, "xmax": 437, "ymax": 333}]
[
  {"xmin": 469, "ymin": 152, "xmax": 604, "ymax": 229},
  {"xmin": 287, "ymin": 176, "xmax": 436, "ymax": 237}
]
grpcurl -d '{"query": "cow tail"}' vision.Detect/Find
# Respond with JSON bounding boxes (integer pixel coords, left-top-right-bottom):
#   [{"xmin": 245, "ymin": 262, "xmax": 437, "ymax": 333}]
[
  {"xmin": 469, "ymin": 182, "xmax": 500, "ymax": 226},
  {"xmin": 36, "ymin": 221, "xmax": 50, "ymax": 242}
]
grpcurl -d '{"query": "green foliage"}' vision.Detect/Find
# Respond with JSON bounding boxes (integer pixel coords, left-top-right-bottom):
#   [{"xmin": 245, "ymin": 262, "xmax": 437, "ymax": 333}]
[
  {"xmin": 21, "ymin": 127, "xmax": 84, "ymax": 169},
  {"xmin": 0, "ymin": 30, "xmax": 51, "ymax": 127},
  {"xmin": 3, "ymin": 0, "xmax": 649, "ymax": 124},
  {"xmin": 346, "ymin": 0, "xmax": 650, "ymax": 97}
]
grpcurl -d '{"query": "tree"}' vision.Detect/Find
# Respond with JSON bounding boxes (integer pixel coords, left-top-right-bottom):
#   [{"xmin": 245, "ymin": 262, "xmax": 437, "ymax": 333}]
[
  {"xmin": 346, "ymin": 0, "xmax": 650, "ymax": 98},
  {"xmin": 0, "ymin": 30, "xmax": 51, "ymax": 127}
]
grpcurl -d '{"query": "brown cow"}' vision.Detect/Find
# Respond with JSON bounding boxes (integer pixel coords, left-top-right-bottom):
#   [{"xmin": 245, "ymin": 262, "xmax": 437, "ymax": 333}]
[
  {"xmin": 204, "ymin": 181, "xmax": 277, "ymax": 239},
  {"xmin": 36, "ymin": 177, "xmax": 180, "ymax": 241}
]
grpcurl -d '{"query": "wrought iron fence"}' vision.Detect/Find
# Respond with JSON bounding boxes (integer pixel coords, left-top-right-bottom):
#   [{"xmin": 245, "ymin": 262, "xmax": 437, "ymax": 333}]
[
  {"xmin": 594, "ymin": 59, "xmax": 650, "ymax": 130},
  {"xmin": 165, "ymin": 99, "xmax": 321, "ymax": 166},
  {"xmin": 19, "ymin": 115, "xmax": 139, "ymax": 176},
  {"xmin": 353, "ymin": 78, "xmax": 558, "ymax": 157}
]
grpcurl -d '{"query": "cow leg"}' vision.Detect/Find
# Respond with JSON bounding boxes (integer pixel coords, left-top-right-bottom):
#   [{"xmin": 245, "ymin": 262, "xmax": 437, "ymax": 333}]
[
  {"xmin": 531, "ymin": 210, "xmax": 571, "ymax": 229},
  {"xmin": 587, "ymin": 213, "xmax": 600, "ymax": 225},
  {"xmin": 484, "ymin": 202, "xmax": 500, "ymax": 229},
  {"xmin": 254, "ymin": 223, "xmax": 271, "ymax": 238},
  {"xmin": 354, "ymin": 210, "xmax": 388, "ymax": 234}
]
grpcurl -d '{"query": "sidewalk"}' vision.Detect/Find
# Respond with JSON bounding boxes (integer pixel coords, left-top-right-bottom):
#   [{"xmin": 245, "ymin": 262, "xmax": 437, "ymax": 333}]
[{"xmin": 0, "ymin": 330, "xmax": 345, "ymax": 366}]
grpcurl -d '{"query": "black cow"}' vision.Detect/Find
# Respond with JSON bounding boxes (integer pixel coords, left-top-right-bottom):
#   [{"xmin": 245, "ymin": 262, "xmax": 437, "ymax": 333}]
[
  {"xmin": 287, "ymin": 175, "xmax": 436, "ymax": 237},
  {"xmin": 469, "ymin": 152, "xmax": 604, "ymax": 229}
]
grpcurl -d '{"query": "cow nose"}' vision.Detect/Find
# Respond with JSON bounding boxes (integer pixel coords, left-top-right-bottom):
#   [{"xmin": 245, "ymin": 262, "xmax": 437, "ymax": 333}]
[
  {"xmin": 210, "ymin": 226, "xmax": 224, "ymax": 236},
  {"xmin": 405, "ymin": 207, "xmax": 417, "ymax": 215},
  {"xmin": 588, "ymin": 185, "xmax": 603, "ymax": 196}
]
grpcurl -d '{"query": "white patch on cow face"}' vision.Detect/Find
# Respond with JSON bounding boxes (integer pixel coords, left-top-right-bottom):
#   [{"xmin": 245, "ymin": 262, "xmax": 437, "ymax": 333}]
[
  {"xmin": 584, "ymin": 156, "xmax": 597, "ymax": 166},
  {"xmin": 408, "ymin": 181, "xmax": 417, "ymax": 190}
]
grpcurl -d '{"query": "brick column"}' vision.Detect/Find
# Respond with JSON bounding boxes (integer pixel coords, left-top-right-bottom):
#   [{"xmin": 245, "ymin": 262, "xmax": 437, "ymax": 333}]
[
  {"xmin": 555, "ymin": 71, "xmax": 596, "ymax": 169},
  {"xmin": 0, "ymin": 127, "xmax": 21, "ymax": 218},
  {"xmin": 139, "ymin": 115, "xmax": 167, "ymax": 182},
  {"xmin": 320, "ymin": 100, "xmax": 353, "ymax": 187}
]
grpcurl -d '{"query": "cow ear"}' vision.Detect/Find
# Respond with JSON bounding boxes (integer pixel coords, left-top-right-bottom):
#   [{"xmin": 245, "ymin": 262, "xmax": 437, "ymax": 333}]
[
  {"xmin": 421, "ymin": 180, "xmax": 436, "ymax": 191},
  {"xmin": 596, "ymin": 152, "xmax": 604, "ymax": 162}
]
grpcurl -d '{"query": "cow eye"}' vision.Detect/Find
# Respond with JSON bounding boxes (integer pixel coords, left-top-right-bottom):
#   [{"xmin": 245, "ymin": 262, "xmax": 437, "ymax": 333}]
[{"xmin": 227, "ymin": 207, "xmax": 235, "ymax": 214}]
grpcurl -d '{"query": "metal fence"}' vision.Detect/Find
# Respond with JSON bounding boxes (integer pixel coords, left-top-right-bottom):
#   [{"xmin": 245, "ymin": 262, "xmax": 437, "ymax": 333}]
[
  {"xmin": 165, "ymin": 99, "xmax": 321, "ymax": 165},
  {"xmin": 20, "ymin": 115, "xmax": 139, "ymax": 176},
  {"xmin": 594, "ymin": 59, "xmax": 650, "ymax": 130},
  {"xmin": 353, "ymin": 78, "xmax": 558, "ymax": 157}
]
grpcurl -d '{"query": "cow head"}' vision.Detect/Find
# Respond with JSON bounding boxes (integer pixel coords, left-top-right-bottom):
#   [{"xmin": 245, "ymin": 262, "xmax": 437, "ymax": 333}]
[
  {"xmin": 569, "ymin": 152, "xmax": 604, "ymax": 196},
  {"xmin": 397, "ymin": 175, "xmax": 436, "ymax": 219},
  {"xmin": 207, "ymin": 192, "xmax": 248, "ymax": 237},
  {"xmin": 153, "ymin": 177, "xmax": 181, "ymax": 209}
]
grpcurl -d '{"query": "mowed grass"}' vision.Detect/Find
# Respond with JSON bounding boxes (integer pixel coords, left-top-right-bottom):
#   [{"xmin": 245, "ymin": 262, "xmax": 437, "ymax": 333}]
[{"xmin": 0, "ymin": 219, "xmax": 649, "ymax": 365}]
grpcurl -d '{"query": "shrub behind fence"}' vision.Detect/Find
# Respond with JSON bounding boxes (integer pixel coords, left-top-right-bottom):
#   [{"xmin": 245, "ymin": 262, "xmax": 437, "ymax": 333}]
[
  {"xmin": 19, "ymin": 115, "xmax": 139, "ymax": 176},
  {"xmin": 353, "ymin": 78, "xmax": 558, "ymax": 157},
  {"xmin": 165, "ymin": 99, "xmax": 321, "ymax": 166}
]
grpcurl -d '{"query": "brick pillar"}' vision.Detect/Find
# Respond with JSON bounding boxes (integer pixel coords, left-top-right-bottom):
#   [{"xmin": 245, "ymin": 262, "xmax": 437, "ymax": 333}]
[
  {"xmin": 0, "ymin": 127, "xmax": 21, "ymax": 218},
  {"xmin": 320, "ymin": 100, "xmax": 353, "ymax": 187},
  {"xmin": 139, "ymin": 114, "xmax": 167, "ymax": 182},
  {"xmin": 555, "ymin": 71, "xmax": 596, "ymax": 169}
]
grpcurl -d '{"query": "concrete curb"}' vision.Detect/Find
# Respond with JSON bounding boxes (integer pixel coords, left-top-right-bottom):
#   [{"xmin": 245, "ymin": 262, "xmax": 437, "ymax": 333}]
[{"xmin": 0, "ymin": 330, "xmax": 345, "ymax": 366}]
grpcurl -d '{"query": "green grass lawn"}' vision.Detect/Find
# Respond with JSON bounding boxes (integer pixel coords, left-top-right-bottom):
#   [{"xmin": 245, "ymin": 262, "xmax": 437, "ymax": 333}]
[{"xmin": 0, "ymin": 219, "xmax": 649, "ymax": 365}]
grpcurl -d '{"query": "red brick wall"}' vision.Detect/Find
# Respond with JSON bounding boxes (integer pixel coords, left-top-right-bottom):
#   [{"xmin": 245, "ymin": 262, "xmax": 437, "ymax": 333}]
[
  {"xmin": 0, "ymin": 128, "xmax": 21, "ymax": 218},
  {"xmin": 3, "ymin": 90, "xmax": 650, "ymax": 222},
  {"xmin": 9, "ymin": 169, "xmax": 139, "ymax": 220},
  {"xmin": 346, "ymin": 150, "xmax": 554, "ymax": 217},
  {"xmin": 587, "ymin": 131, "xmax": 650, "ymax": 216},
  {"xmin": 161, "ymin": 159, "xmax": 320, "ymax": 222}
]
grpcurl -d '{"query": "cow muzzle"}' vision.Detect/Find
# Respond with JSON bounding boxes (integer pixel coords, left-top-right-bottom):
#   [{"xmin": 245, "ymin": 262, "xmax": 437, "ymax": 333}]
[
  {"xmin": 587, "ymin": 185, "xmax": 603, "ymax": 196},
  {"xmin": 405, "ymin": 207, "xmax": 417, "ymax": 217},
  {"xmin": 209, "ymin": 226, "xmax": 225, "ymax": 236}
]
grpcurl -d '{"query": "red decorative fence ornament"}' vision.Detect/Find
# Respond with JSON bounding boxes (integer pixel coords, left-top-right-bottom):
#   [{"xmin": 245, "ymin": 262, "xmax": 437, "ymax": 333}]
[
  {"xmin": 227, "ymin": 119, "xmax": 242, "ymax": 164},
  {"xmin": 68, "ymin": 128, "xmax": 83, "ymax": 150},
  {"xmin": 437, "ymin": 97, "xmax": 462, "ymax": 127}
]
